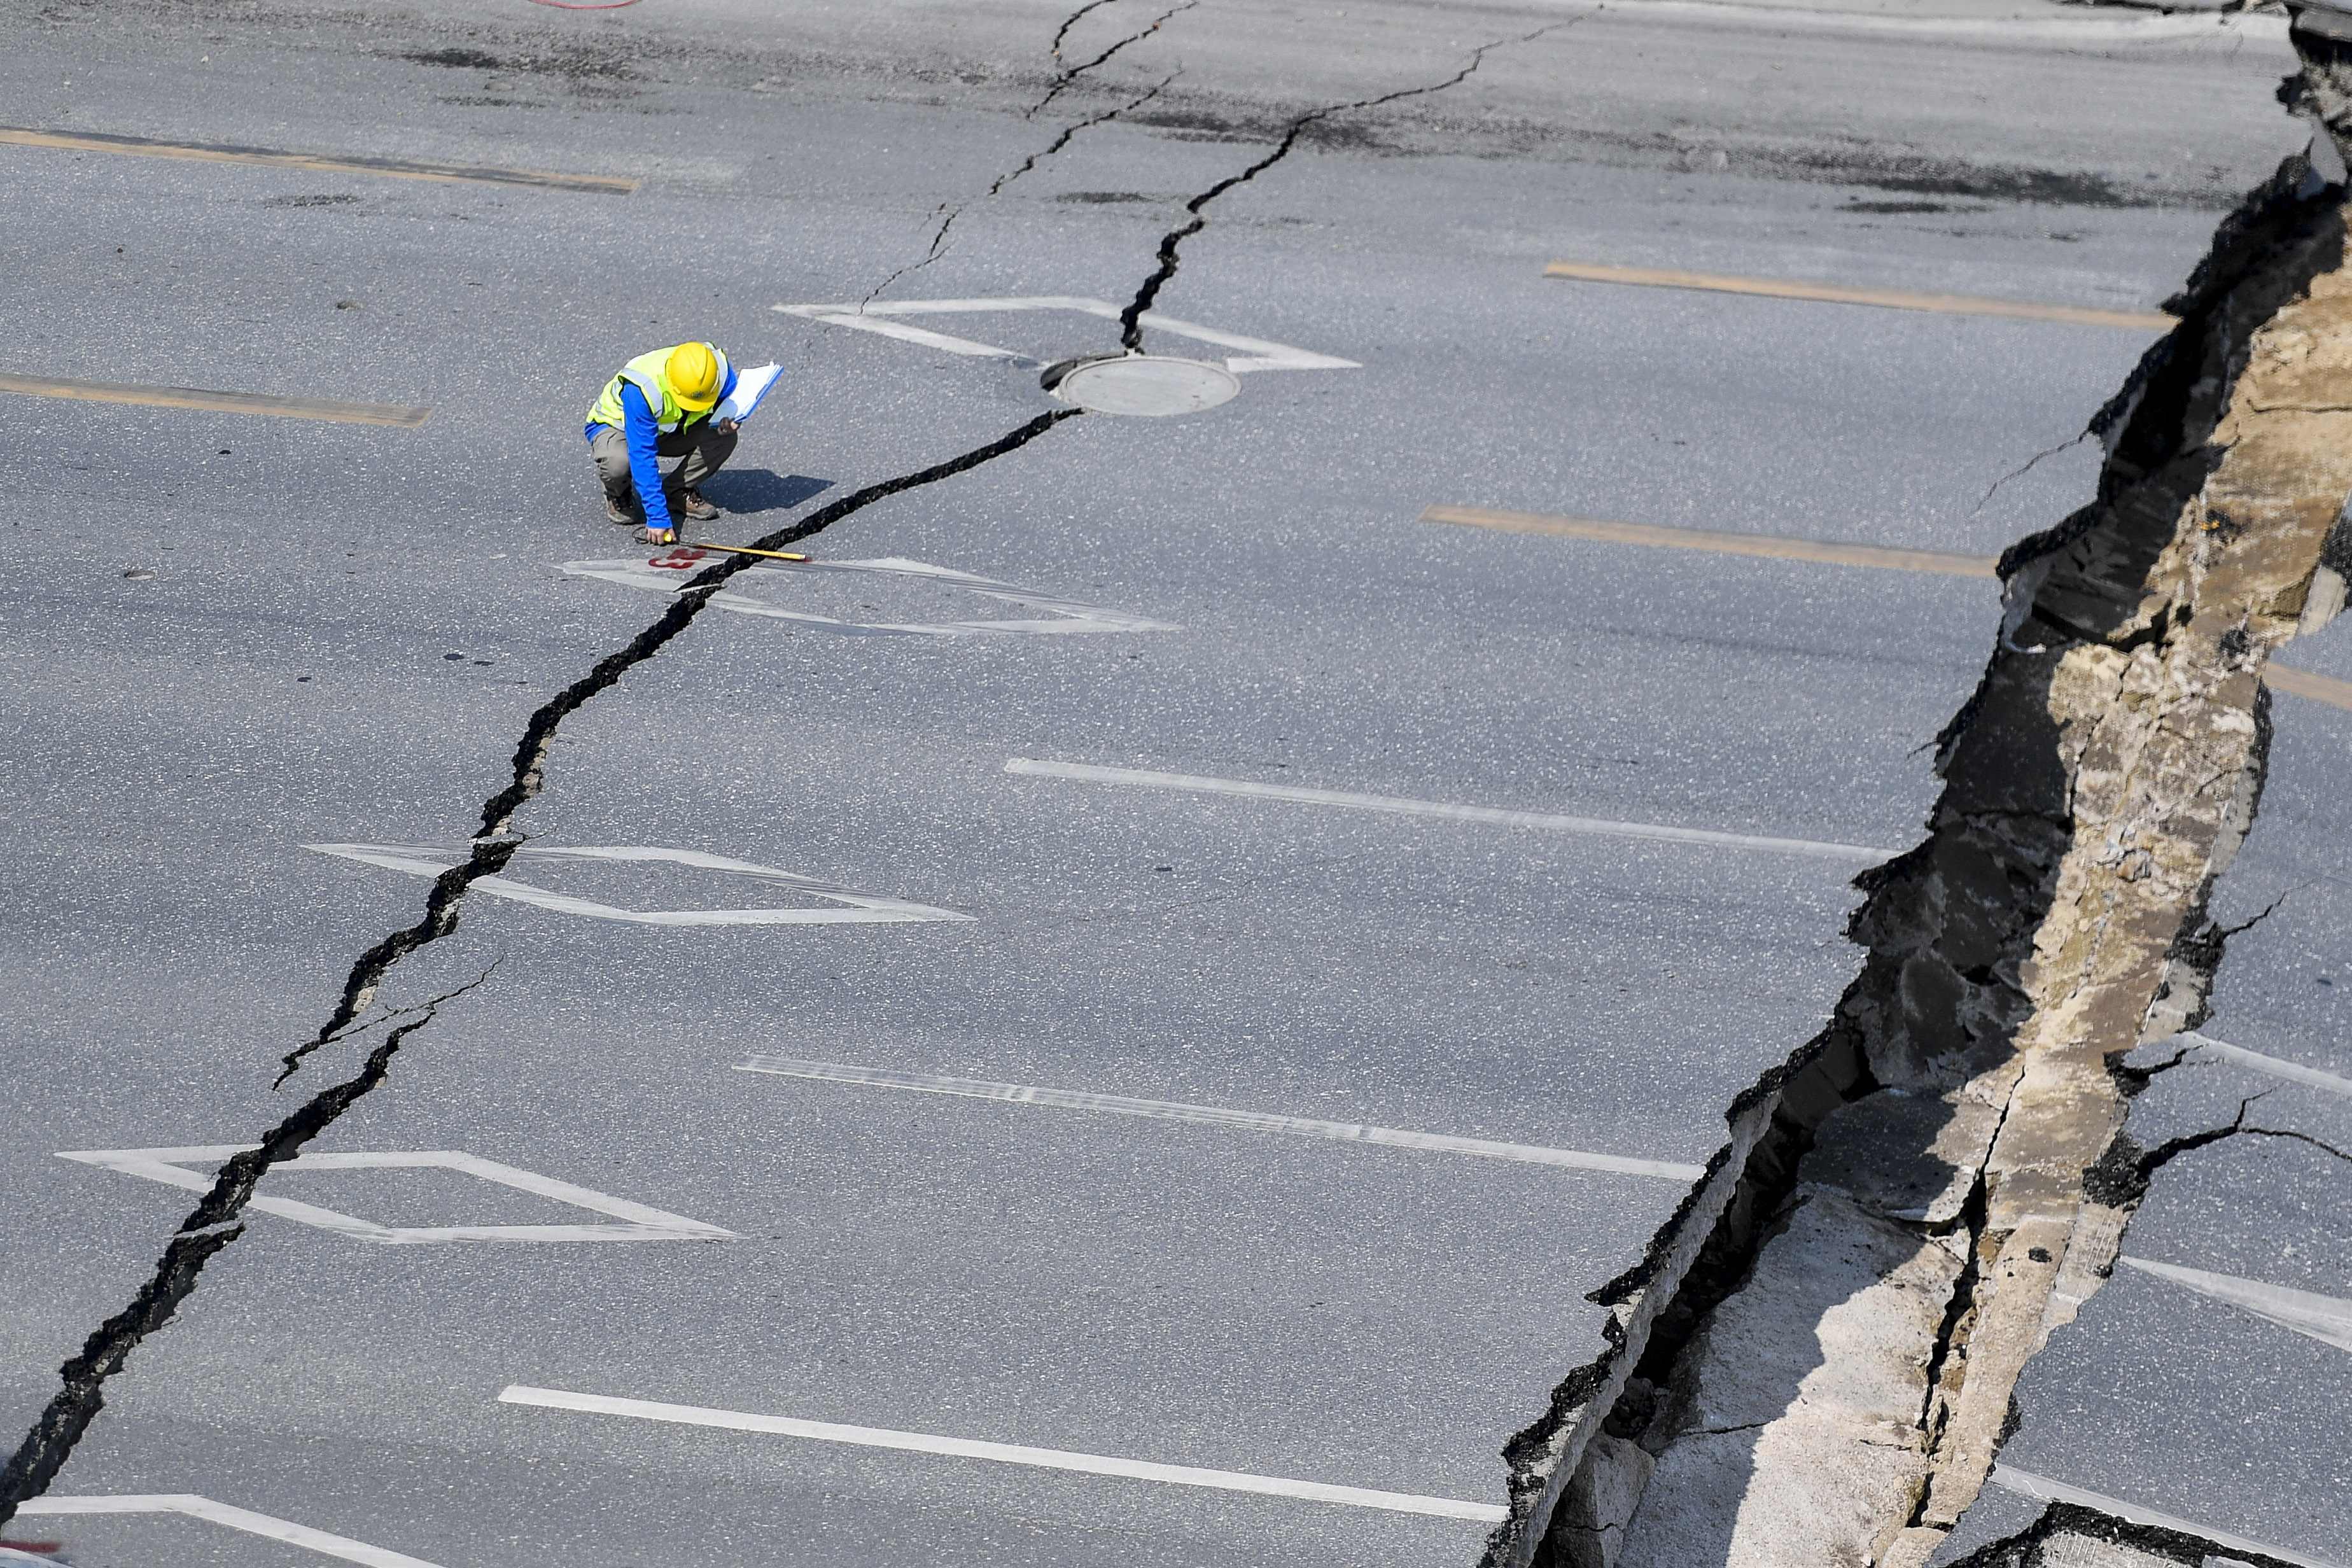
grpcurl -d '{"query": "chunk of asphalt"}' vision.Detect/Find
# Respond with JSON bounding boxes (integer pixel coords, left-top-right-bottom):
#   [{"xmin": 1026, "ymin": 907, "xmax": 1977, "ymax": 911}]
[
  {"xmin": 1803, "ymin": 1088, "xmax": 2007, "ymax": 1227},
  {"xmin": 1926, "ymin": 1486, "xmax": 2050, "ymax": 1567}
]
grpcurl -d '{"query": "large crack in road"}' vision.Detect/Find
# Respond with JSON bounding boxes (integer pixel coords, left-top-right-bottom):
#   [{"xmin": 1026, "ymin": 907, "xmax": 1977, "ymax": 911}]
[
  {"xmin": 0, "ymin": 408, "xmax": 1081, "ymax": 1526},
  {"xmin": 1026, "ymin": 0, "xmax": 1194, "ymax": 125},
  {"xmin": 1116, "ymin": 18, "xmax": 1583, "ymax": 353},
  {"xmin": 862, "ymin": 0, "xmax": 1194, "ymax": 310},
  {"xmin": 1485, "ymin": 32, "xmax": 2352, "ymax": 1568},
  {"xmin": 0, "ymin": 7, "xmax": 1589, "ymax": 1526},
  {"xmin": 19, "ymin": 5, "xmax": 2309, "ymax": 1557}
]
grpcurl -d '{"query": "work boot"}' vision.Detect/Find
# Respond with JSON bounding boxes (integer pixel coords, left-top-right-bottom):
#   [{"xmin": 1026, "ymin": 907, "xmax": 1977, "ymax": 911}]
[
  {"xmin": 604, "ymin": 493, "xmax": 640, "ymax": 526},
  {"xmin": 675, "ymin": 488, "xmax": 720, "ymax": 522}
]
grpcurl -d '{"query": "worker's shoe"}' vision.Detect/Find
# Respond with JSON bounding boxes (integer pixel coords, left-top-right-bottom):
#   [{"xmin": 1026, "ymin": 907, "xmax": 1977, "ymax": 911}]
[
  {"xmin": 674, "ymin": 488, "xmax": 720, "ymax": 522},
  {"xmin": 603, "ymin": 493, "xmax": 640, "ymax": 526}
]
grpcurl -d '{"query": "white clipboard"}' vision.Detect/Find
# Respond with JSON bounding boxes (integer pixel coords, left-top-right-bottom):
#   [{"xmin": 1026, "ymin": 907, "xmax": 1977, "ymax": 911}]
[{"xmin": 715, "ymin": 362, "xmax": 781, "ymax": 423}]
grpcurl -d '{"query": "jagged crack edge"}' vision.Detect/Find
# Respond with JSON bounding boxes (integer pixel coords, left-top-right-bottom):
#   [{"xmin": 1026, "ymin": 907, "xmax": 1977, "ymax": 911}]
[
  {"xmin": 0, "ymin": 963, "xmax": 500, "ymax": 1524},
  {"xmin": 1972, "ymin": 430, "xmax": 2092, "ymax": 517},
  {"xmin": 1114, "ymin": 15, "xmax": 1584, "ymax": 352},
  {"xmin": 1049, "ymin": 0, "xmax": 1124, "ymax": 60},
  {"xmin": 1028, "ymin": 0, "xmax": 1193, "ymax": 123},
  {"xmin": 860, "ymin": 69, "xmax": 1180, "ymax": 311}
]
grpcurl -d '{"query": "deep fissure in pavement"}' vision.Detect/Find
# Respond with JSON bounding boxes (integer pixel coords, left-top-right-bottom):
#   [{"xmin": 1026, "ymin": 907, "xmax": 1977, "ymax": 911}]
[
  {"xmin": 1115, "ymin": 19, "xmax": 1578, "ymax": 353},
  {"xmin": 1485, "ymin": 92, "xmax": 2352, "ymax": 1568},
  {"xmin": 0, "ymin": 962, "xmax": 499, "ymax": 1517},
  {"xmin": 0, "ymin": 409, "xmax": 1081, "ymax": 1527}
]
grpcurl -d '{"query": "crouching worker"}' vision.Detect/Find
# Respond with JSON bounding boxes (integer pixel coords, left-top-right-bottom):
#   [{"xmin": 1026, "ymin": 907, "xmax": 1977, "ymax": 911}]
[{"xmin": 585, "ymin": 340, "xmax": 739, "ymax": 544}]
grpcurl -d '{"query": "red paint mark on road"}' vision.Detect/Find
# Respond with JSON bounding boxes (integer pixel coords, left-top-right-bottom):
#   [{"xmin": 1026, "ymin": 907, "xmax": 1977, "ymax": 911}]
[{"xmin": 649, "ymin": 547, "xmax": 709, "ymax": 570}]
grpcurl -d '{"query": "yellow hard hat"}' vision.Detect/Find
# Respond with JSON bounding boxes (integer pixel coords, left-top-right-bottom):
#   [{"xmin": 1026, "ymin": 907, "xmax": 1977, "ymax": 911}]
[{"xmin": 665, "ymin": 342, "xmax": 720, "ymax": 410}]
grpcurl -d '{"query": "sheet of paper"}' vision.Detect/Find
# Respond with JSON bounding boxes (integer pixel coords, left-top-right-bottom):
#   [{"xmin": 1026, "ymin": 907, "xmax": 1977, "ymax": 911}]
[{"xmin": 715, "ymin": 362, "xmax": 781, "ymax": 423}]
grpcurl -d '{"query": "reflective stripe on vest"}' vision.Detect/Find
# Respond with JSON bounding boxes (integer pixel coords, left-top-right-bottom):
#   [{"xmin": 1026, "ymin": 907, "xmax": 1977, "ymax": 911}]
[{"xmin": 585, "ymin": 343, "xmax": 732, "ymax": 433}]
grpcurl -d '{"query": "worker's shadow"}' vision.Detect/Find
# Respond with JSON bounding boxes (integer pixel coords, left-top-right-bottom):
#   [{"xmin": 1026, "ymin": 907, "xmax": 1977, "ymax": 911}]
[{"xmin": 703, "ymin": 470, "xmax": 834, "ymax": 515}]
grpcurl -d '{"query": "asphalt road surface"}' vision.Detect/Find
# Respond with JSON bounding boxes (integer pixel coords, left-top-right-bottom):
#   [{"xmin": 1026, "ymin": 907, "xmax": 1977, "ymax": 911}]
[{"xmin": 1, "ymin": 1, "xmax": 2346, "ymax": 1565}]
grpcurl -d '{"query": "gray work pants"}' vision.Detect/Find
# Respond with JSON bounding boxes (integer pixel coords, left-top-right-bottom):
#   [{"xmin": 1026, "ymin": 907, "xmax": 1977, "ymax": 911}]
[{"xmin": 587, "ymin": 421, "xmax": 736, "ymax": 516}]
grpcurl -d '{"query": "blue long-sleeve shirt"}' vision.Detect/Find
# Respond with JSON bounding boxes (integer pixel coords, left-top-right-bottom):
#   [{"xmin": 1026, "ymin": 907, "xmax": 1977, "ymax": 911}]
[{"xmin": 586, "ymin": 362, "xmax": 738, "ymax": 533}]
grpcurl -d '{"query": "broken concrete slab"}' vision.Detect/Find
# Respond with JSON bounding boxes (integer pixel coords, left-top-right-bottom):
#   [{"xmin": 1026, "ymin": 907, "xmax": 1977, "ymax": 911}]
[
  {"xmin": 1546, "ymin": 1432, "xmax": 1654, "ymax": 1568},
  {"xmin": 1926, "ymin": 1485, "xmax": 2050, "ymax": 1567},
  {"xmin": 1614, "ymin": 1422, "xmax": 1931, "ymax": 1568},
  {"xmin": 1642, "ymin": 1189, "xmax": 1963, "ymax": 1443},
  {"xmin": 1805, "ymin": 1087, "xmax": 2009, "ymax": 1225},
  {"xmin": 1604, "ymin": 1189, "xmax": 1963, "ymax": 1565}
]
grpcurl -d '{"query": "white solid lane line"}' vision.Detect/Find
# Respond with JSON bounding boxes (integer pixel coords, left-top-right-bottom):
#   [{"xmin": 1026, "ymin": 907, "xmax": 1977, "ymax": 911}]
[
  {"xmin": 734, "ymin": 1056, "xmax": 1706, "ymax": 1182},
  {"xmin": 498, "ymin": 1386, "xmax": 1508, "ymax": 1523},
  {"xmin": 1002, "ymin": 759, "xmax": 1891, "ymax": 864},
  {"xmin": 2119, "ymin": 1256, "xmax": 2352, "ymax": 1357},
  {"xmin": 2173, "ymin": 1030, "xmax": 2352, "ymax": 1102},
  {"xmin": 1989, "ymin": 1468, "xmax": 2348, "ymax": 1568}
]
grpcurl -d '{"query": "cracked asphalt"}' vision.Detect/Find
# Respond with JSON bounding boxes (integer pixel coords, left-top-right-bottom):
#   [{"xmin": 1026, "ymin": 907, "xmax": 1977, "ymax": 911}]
[{"xmin": 1, "ymin": 0, "xmax": 2346, "ymax": 1563}]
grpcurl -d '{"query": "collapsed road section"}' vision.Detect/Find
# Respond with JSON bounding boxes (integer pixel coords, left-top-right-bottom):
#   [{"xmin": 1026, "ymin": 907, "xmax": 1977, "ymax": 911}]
[{"xmin": 1485, "ymin": 36, "xmax": 2352, "ymax": 1568}]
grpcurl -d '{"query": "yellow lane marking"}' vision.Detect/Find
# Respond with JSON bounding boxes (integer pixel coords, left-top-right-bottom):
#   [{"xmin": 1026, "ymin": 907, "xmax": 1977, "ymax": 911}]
[
  {"xmin": 0, "ymin": 374, "xmax": 430, "ymax": 428},
  {"xmin": 1420, "ymin": 503, "xmax": 2352, "ymax": 714},
  {"xmin": 1419, "ymin": 504, "xmax": 1999, "ymax": 578},
  {"xmin": 0, "ymin": 127, "xmax": 636, "ymax": 195},
  {"xmin": 1543, "ymin": 260, "xmax": 2175, "ymax": 333}
]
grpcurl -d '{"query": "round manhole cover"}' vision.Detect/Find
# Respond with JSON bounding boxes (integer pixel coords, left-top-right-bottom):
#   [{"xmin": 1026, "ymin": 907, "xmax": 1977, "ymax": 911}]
[{"xmin": 1047, "ymin": 354, "xmax": 1241, "ymax": 417}]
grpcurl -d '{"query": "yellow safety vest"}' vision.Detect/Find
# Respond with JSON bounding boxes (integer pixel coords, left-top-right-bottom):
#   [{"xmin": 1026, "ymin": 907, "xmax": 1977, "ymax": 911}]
[{"xmin": 586, "ymin": 343, "xmax": 732, "ymax": 434}]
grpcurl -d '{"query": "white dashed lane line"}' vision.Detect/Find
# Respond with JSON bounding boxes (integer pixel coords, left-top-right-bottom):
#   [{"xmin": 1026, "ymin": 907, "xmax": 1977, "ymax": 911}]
[
  {"xmin": 2171, "ymin": 1030, "xmax": 2352, "ymax": 1102},
  {"xmin": 2118, "ymin": 1257, "xmax": 2352, "ymax": 1357},
  {"xmin": 1004, "ymin": 758, "xmax": 1893, "ymax": 864},
  {"xmin": 734, "ymin": 1056, "xmax": 1707, "ymax": 1182},
  {"xmin": 498, "ymin": 1386, "xmax": 1508, "ymax": 1523}
]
